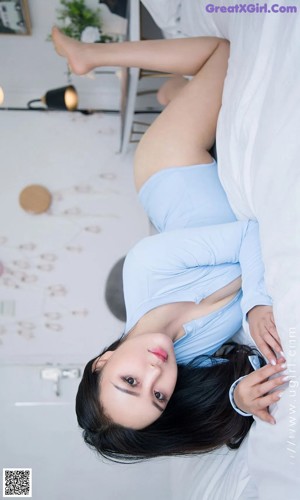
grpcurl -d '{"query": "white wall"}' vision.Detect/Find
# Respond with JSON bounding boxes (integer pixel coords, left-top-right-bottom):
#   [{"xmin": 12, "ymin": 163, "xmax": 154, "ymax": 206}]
[{"xmin": 0, "ymin": 0, "xmax": 121, "ymax": 109}]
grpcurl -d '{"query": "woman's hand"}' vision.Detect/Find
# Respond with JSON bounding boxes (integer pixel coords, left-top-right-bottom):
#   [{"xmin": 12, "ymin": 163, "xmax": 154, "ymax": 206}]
[
  {"xmin": 233, "ymin": 360, "xmax": 289, "ymax": 424},
  {"xmin": 247, "ymin": 305, "xmax": 283, "ymax": 365}
]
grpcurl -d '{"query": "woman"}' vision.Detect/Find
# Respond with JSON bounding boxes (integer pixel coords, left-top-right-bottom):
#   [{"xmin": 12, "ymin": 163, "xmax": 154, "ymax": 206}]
[{"xmin": 52, "ymin": 28, "xmax": 288, "ymax": 462}]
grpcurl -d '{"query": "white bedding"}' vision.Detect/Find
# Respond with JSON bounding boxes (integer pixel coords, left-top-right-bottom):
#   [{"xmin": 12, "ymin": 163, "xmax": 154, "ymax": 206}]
[
  {"xmin": 217, "ymin": 11, "xmax": 300, "ymax": 500},
  {"xmin": 141, "ymin": 1, "xmax": 300, "ymax": 498}
]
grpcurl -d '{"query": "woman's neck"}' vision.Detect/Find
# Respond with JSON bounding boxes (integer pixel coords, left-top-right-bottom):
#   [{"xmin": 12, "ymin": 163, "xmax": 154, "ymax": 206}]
[{"xmin": 126, "ymin": 302, "xmax": 193, "ymax": 342}]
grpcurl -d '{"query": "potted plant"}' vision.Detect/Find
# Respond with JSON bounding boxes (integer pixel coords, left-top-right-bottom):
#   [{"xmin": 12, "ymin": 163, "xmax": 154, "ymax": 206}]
[{"xmin": 52, "ymin": 0, "xmax": 113, "ymax": 43}]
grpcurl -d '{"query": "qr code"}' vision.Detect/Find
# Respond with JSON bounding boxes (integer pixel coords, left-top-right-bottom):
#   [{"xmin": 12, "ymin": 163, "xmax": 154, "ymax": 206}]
[{"xmin": 3, "ymin": 469, "xmax": 32, "ymax": 498}]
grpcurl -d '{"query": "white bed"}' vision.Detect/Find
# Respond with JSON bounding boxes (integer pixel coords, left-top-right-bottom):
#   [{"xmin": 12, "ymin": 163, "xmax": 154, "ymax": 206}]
[{"xmin": 141, "ymin": 1, "xmax": 300, "ymax": 498}]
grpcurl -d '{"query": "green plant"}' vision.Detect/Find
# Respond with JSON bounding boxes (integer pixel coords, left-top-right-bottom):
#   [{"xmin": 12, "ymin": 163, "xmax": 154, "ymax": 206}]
[{"xmin": 55, "ymin": 0, "xmax": 102, "ymax": 40}]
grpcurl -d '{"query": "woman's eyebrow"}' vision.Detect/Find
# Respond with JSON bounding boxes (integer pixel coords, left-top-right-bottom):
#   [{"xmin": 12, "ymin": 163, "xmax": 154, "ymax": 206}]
[
  {"xmin": 111, "ymin": 383, "xmax": 164, "ymax": 412},
  {"xmin": 112, "ymin": 383, "xmax": 139, "ymax": 397}
]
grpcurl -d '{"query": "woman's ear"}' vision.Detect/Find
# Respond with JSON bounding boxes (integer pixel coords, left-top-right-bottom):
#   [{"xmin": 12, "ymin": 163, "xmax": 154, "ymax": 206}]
[{"xmin": 92, "ymin": 351, "xmax": 114, "ymax": 372}]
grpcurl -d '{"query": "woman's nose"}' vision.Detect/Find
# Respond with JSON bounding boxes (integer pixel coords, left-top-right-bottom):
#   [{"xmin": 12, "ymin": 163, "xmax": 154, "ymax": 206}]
[
  {"xmin": 150, "ymin": 360, "xmax": 162, "ymax": 369},
  {"xmin": 147, "ymin": 361, "xmax": 163, "ymax": 382}
]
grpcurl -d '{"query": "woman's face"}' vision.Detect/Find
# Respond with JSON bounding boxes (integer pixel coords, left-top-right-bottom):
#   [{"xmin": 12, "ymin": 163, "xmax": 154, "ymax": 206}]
[{"xmin": 95, "ymin": 333, "xmax": 178, "ymax": 429}]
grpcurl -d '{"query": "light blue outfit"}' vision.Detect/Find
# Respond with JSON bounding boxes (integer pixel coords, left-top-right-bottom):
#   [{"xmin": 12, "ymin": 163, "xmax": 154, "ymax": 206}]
[{"xmin": 122, "ymin": 159, "xmax": 272, "ymax": 414}]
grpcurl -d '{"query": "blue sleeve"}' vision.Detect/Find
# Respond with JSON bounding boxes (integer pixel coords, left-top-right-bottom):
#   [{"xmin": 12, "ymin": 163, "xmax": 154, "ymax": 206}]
[
  {"xmin": 238, "ymin": 220, "xmax": 273, "ymax": 320},
  {"xmin": 125, "ymin": 220, "xmax": 272, "ymax": 319}
]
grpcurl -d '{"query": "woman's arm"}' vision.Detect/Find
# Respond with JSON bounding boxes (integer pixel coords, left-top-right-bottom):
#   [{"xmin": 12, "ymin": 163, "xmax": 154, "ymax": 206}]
[
  {"xmin": 128, "ymin": 220, "xmax": 271, "ymax": 307},
  {"xmin": 125, "ymin": 220, "xmax": 282, "ymax": 361},
  {"xmin": 147, "ymin": 220, "xmax": 281, "ymax": 361},
  {"xmin": 238, "ymin": 221, "xmax": 273, "ymax": 318},
  {"xmin": 238, "ymin": 222, "xmax": 284, "ymax": 363},
  {"xmin": 127, "ymin": 220, "xmax": 253, "ymax": 270}
]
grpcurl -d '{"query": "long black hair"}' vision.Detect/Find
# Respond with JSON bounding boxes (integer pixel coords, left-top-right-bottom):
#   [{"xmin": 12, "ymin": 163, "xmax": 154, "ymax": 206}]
[{"xmin": 76, "ymin": 338, "xmax": 264, "ymax": 463}]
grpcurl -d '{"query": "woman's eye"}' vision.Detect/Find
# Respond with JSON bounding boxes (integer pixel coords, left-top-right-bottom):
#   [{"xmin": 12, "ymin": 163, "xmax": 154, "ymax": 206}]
[
  {"xmin": 154, "ymin": 391, "xmax": 166, "ymax": 402},
  {"xmin": 123, "ymin": 376, "xmax": 137, "ymax": 386}
]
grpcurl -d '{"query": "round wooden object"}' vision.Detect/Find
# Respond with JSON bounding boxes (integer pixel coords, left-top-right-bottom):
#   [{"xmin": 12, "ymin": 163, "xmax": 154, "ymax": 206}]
[{"xmin": 19, "ymin": 185, "xmax": 52, "ymax": 214}]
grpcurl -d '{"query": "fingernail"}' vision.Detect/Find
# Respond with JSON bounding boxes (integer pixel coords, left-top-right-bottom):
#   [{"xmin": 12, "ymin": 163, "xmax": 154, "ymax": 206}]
[
  {"xmin": 280, "ymin": 351, "xmax": 285, "ymax": 357},
  {"xmin": 280, "ymin": 362, "xmax": 287, "ymax": 369},
  {"xmin": 282, "ymin": 375, "xmax": 292, "ymax": 382},
  {"xmin": 277, "ymin": 392, "xmax": 284, "ymax": 398},
  {"xmin": 270, "ymin": 420, "xmax": 276, "ymax": 425},
  {"xmin": 270, "ymin": 359, "xmax": 276, "ymax": 366}
]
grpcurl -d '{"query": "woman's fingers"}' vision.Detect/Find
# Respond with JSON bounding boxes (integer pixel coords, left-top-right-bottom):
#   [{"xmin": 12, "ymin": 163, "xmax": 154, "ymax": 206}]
[
  {"xmin": 270, "ymin": 312, "xmax": 277, "ymax": 328},
  {"xmin": 248, "ymin": 306, "xmax": 285, "ymax": 363},
  {"xmin": 256, "ymin": 388, "xmax": 284, "ymax": 411},
  {"xmin": 266, "ymin": 322, "xmax": 283, "ymax": 349},
  {"xmin": 233, "ymin": 360, "xmax": 287, "ymax": 418},
  {"xmin": 254, "ymin": 325, "xmax": 283, "ymax": 364},
  {"xmin": 263, "ymin": 331, "xmax": 283, "ymax": 356},
  {"xmin": 252, "ymin": 361, "xmax": 287, "ymax": 383},
  {"xmin": 250, "ymin": 362, "xmax": 288, "ymax": 424},
  {"xmin": 253, "ymin": 389, "xmax": 285, "ymax": 424},
  {"xmin": 255, "ymin": 336, "xmax": 277, "ymax": 365},
  {"xmin": 254, "ymin": 408, "xmax": 276, "ymax": 425},
  {"xmin": 254, "ymin": 372, "xmax": 290, "ymax": 398}
]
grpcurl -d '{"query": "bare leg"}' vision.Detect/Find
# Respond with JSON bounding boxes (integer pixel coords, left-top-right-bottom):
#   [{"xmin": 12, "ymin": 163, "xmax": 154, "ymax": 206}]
[
  {"xmin": 51, "ymin": 28, "xmax": 230, "ymax": 191},
  {"xmin": 52, "ymin": 27, "xmax": 225, "ymax": 77},
  {"xmin": 134, "ymin": 41, "xmax": 230, "ymax": 190}
]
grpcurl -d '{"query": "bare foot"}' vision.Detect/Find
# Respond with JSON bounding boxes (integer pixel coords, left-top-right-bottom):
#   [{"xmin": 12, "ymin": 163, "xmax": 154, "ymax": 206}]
[{"xmin": 51, "ymin": 26, "xmax": 95, "ymax": 75}]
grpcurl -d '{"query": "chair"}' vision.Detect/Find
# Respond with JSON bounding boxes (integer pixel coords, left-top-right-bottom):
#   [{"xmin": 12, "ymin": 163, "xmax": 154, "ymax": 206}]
[{"xmin": 119, "ymin": 0, "xmax": 174, "ymax": 154}]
